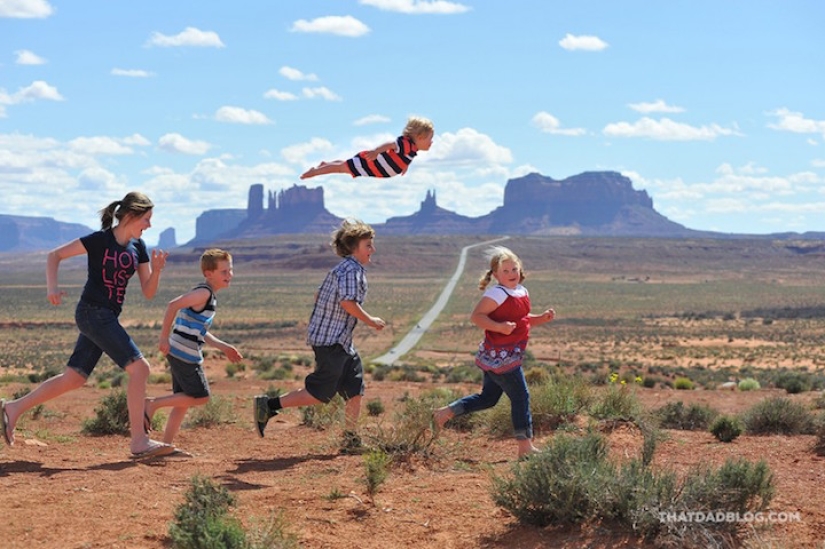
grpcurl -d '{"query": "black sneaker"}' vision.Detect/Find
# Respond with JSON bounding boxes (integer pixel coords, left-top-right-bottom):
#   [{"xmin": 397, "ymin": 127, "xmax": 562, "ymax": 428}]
[
  {"xmin": 254, "ymin": 395, "xmax": 276, "ymax": 437},
  {"xmin": 340, "ymin": 431, "xmax": 364, "ymax": 455}
]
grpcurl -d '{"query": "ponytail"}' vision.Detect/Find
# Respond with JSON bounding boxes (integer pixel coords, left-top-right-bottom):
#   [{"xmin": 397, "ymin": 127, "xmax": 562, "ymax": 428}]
[
  {"xmin": 99, "ymin": 200, "xmax": 121, "ymax": 230},
  {"xmin": 478, "ymin": 269, "xmax": 493, "ymax": 290},
  {"xmin": 98, "ymin": 193, "xmax": 153, "ymax": 230}
]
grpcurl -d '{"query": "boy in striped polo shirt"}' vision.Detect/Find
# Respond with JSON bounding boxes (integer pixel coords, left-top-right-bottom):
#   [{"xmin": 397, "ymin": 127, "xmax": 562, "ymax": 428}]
[
  {"xmin": 300, "ymin": 116, "xmax": 433, "ymax": 180},
  {"xmin": 144, "ymin": 248, "xmax": 243, "ymax": 448}
]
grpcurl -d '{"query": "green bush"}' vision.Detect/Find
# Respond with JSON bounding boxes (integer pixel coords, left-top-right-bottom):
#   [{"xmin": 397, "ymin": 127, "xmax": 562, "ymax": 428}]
[
  {"xmin": 523, "ymin": 366, "xmax": 551, "ymax": 385},
  {"xmin": 443, "ymin": 364, "xmax": 482, "ymax": 384},
  {"xmin": 185, "ymin": 397, "xmax": 234, "ymax": 429},
  {"xmin": 742, "ymin": 396, "xmax": 816, "ymax": 435},
  {"xmin": 363, "ymin": 449, "xmax": 391, "ymax": 498},
  {"xmin": 673, "ymin": 377, "xmax": 694, "ymax": 390},
  {"xmin": 492, "ymin": 433, "xmax": 612, "ymax": 526},
  {"xmin": 365, "ymin": 398, "xmax": 385, "ymax": 416},
  {"xmin": 775, "ymin": 372, "xmax": 812, "ymax": 394},
  {"xmin": 490, "ymin": 431, "xmax": 774, "ymax": 548},
  {"xmin": 656, "ymin": 401, "xmax": 718, "ymax": 431},
  {"xmin": 168, "ymin": 476, "xmax": 245, "ymax": 549},
  {"xmin": 710, "ymin": 415, "xmax": 743, "ymax": 442},
  {"xmin": 366, "ymin": 393, "xmax": 437, "ymax": 457},
  {"xmin": 301, "ymin": 395, "xmax": 345, "ymax": 430},
  {"xmin": 589, "ymin": 382, "xmax": 641, "ymax": 422},
  {"xmin": 245, "ymin": 512, "xmax": 299, "ymax": 549},
  {"xmin": 738, "ymin": 378, "xmax": 761, "ymax": 391},
  {"xmin": 82, "ymin": 390, "xmax": 130, "ymax": 436}
]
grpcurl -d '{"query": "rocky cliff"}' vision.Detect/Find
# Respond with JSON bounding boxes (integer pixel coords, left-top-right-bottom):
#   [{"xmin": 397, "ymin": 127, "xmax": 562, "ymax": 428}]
[{"xmin": 186, "ymin": 171, "xmax": 712, "ymax": 243}]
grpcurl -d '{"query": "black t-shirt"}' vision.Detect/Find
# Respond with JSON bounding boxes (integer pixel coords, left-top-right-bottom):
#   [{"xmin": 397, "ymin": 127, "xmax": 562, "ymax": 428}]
[{"xmin": 79, "ymin": 230, "xmax": 149, "ymax": 314}]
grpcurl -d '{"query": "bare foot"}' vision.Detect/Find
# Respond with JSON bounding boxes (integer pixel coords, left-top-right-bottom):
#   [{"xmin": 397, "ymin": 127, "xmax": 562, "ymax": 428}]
[
  {"xmin": 517, "ymin": 441, "xmax": 541, "ymax": 460},
  {"xmin": 130, "ymin": 438, "xmax": 173, "ymax": 458},
  {"xmin": 432, "ymin": 406, "xmax": 454, "ymax": 436}
]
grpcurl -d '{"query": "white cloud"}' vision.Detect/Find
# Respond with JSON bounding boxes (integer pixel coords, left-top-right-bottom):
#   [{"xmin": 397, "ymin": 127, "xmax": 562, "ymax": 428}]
[
  {"xmin": 214, "ymin": 106, "xmax": 273, "ymax": 125},
  {"xmin": 359, "ymin": 0, "xmax": 471, "ymax": 14},
  {"xmin": 631, "ymin": 165, "xmax": 825, "ymax": 228},
  {"xmin": 14, "ymin": 49, "xmax": 46, "ymax": 65},
  {"xmin": 603, "ymin": 117, "xmax": 739, "ymax": 141},
  {"xmin": 428, "ymin": 127, "xmax": 512, "ymax": 165},
  {"xmin": 354, "ymin": 114, "xmax": 391, "ymax": 126},
  {"xmin": 17, "ymin": 80, "xmax": 63, "ymax": 101},
  {"xmin": 290, "ymin": 16, "xmax": 370, "ymax": 37},
  {"xmin": 68, "ymin": 136, "xmax": 137, "ymax": 156},
  {"xmin": 146, "ymin": 27, "xmax": 225, "ymax": 48},
  {"xmin": 531, "ymin": 111, "xmax": 586, "ymax": 136},
  {"xmin": 282, "ymin": 138, "xmax": 336, "ymax": 165},
  {"xmin": 77, "ymin": 166, "xmax": 121, "ymax": 191},
  {"xmin": 111, "ymin": 68, "xmax": 155, "ymax": 78},
  {"xmin": 558, "ymin": 33, "xmax": 608, "ymax": 51},
  {"xmin": 0, "ymin": 0, "xmax": 53, "ymax": 18},
  {"xmin": 263, "ymin": 89, "xmax": 299, "ymax": 101},
  {"xmin": 158, "ymin": 133, "xmax": 212, "ymax": 155},
  {"xmin": 0, "ymin": 80, "xmax": 64, "ymax": 106},
  {"xmin": 302, "ymin": 87, "xmax": 342, "ymax": 101},
  {"xmin": 767, "ymin": 108, "xmax": 825, "ymax": 137},
  {"xmin": 123, "ymin": 134, "xmax": 151, "ymax": 146},
  {"xmin": 628, "ymin": 99, "xmax": 684, "ymax": 114},
  {"xmin": 812, "ymin": 159, "xmax": 825, "ymax": 168},
  {"xmin": 279, "ymin": 66, "xmax": 318, "ymax": 81}
]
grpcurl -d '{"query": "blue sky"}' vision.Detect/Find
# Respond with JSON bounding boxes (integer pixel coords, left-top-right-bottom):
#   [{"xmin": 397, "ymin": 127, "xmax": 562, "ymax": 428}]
[{"xmin": 1, "ymin": 0, "xmax": 824, "ymax": 245}]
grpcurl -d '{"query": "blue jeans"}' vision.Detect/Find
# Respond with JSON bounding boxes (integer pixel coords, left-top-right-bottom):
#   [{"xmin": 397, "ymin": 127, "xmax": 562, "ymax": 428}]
[
  {"xmin": 448, "ymin": 367, "xmax": 533, "ymax": 440},
  {"xmin": 67, "ymin": 300, "xmax": 143, "ymax": 378}
]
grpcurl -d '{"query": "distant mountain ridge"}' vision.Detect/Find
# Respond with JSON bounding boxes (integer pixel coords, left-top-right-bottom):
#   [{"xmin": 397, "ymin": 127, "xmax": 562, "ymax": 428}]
[
  {"xmin": 0, "ymin": 214, "xmax": 92, "ymax": 253},
  {"xmin": 188, "ymin": 171, "xmax": 728, "ymax": 244},
  {"xmin": 7, "ymin": 171, "xmax": 825, "ymax": 252}
]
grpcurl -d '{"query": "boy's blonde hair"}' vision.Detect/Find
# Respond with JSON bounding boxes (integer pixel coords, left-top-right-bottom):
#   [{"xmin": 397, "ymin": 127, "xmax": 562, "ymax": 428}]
[
  {"xmin": 478, "ymin": 246, "xmax": 525, "ymax": 290},
  {"xmin": 331, "ymin": 218, "xmax": 375, "ymax": 258},
  {"xmin": 201, "ymin": 248, "xmax": 232, "ymax": 273},
  {"xmin": 402, "ymin": 116, "xmax": 434, "ymax": 139}
]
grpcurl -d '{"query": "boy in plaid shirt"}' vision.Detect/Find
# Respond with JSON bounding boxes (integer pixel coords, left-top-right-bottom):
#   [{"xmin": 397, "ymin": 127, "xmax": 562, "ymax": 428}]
[{"xmin": 254, "ymin": 219, "xmax": 385, "ymax": 452}]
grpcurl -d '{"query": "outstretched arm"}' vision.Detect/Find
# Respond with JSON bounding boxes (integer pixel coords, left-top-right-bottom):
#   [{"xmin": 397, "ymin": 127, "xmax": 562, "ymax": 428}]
[{"xmin": 46, "ymin": 238, "xmax": 87, "ymax": 306}]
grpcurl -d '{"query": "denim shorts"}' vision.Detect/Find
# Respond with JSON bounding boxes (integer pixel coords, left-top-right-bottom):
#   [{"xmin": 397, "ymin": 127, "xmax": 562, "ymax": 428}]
[
  {"xmin": 167, "ymin": 354, "xmax": 211, "ymax": 399},
  {"xmin": 67, "ymin": 300, "xmax": 143, "ymax": 378},
  {"xmin": 306, "ymin": 344, "xmax": 365, "ymax": 403}
]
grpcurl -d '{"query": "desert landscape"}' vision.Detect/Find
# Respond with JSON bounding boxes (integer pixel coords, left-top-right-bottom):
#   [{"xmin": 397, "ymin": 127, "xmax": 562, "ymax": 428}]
[{"xmin": 2, "ymin": 234, "xmax": 825, "ymax": 548}]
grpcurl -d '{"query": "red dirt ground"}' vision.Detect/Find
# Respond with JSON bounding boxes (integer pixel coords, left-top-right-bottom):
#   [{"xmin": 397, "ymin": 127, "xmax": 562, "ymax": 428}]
[{"xmin": 2, "ymin": 366, "xmax": 824, "ymax": 549}]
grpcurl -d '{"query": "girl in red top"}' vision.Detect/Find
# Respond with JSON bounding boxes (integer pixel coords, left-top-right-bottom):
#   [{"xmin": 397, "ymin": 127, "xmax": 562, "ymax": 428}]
[
  {"xmin": 300, "ymin": 116, "xmax": 433, "ymax": 179},
  {"xmin": 434, "ymin": 246, "xmax": 555, "ymax": 459}
]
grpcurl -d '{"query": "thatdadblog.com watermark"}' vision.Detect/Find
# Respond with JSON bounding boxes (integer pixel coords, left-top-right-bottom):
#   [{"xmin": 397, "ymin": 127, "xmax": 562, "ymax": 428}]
[{"xmin": 659, "ymin": 510, "xmax": 801, "ymax": 524}]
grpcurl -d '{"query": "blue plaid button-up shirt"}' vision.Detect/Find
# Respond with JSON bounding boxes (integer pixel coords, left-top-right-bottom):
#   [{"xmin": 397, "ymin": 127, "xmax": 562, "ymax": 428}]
[{"xmin": 306, "ymin": 256, "xmax": 367, "ymax": 354}]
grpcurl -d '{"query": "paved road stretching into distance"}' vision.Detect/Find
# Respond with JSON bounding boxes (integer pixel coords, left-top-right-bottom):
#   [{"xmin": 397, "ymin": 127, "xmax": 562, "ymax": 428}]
[{"xmin": 372, "ymin": 236, "xmax": 510, "ymax": 366}]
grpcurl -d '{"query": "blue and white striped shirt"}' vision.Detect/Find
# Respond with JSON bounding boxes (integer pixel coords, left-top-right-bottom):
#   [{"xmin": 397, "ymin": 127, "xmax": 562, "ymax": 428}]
[
  {"xmin": 169, "ymin": 283, "xmax": 216, "ymax": 364},
  {"xmin": 306, "ymin": 256, "xmax": 367, "ymax": 354}
]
